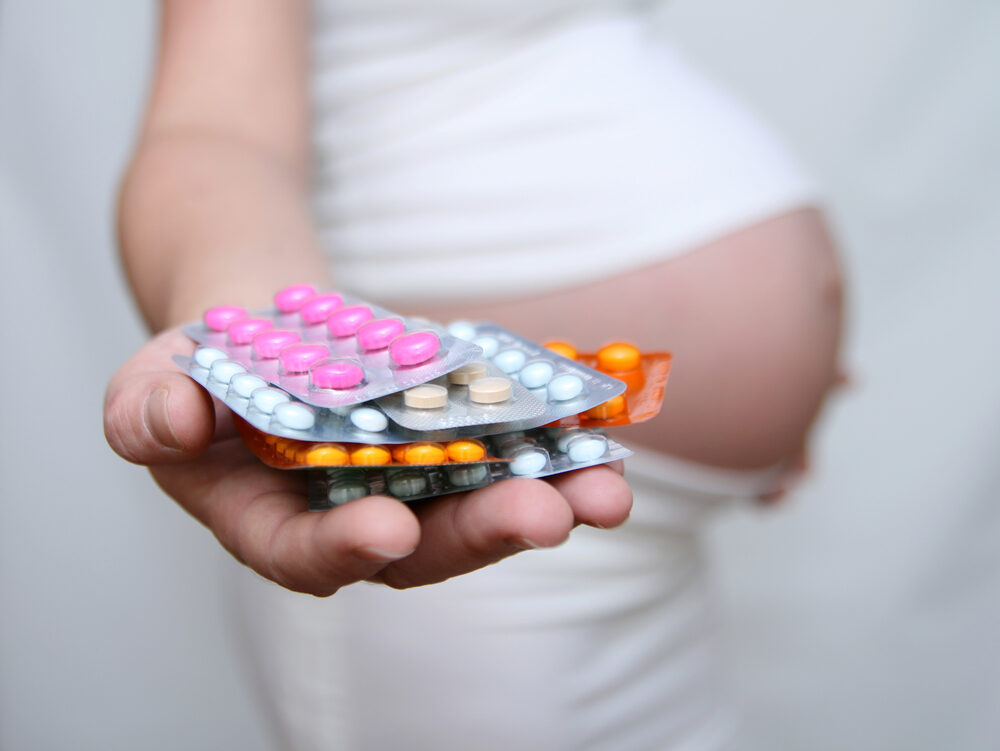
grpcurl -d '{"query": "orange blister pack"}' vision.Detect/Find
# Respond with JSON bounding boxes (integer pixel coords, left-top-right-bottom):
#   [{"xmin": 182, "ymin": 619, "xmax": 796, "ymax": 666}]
[
  {"xmin": 235, "ymin": 418, "xmax": 505, "ymax": 470},
  {"xmin": 542, "ymin": 342, "xmax": 672, "ymax": 428}
]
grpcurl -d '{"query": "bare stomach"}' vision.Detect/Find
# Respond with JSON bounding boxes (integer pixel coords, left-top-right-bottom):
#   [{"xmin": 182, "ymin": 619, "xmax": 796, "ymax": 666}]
[{"xmin": 409, "ymin": 208, "xmax": 843, "ymax": 470}]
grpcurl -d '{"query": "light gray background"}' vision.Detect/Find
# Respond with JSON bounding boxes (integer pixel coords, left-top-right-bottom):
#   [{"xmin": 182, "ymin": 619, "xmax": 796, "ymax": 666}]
[{"xmin": 1, "ymin": 2, "xmax": 997, "ymax": 750}]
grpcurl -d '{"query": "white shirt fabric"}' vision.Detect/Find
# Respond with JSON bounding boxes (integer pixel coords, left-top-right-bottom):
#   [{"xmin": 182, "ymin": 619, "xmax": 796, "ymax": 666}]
[{"xmin": 232, "ymin": 3, "xmax": 816, "ymax": 749}]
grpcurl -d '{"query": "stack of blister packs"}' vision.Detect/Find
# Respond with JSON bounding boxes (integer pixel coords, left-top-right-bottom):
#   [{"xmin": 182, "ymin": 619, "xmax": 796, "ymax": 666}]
[{"xmin": 175, "ymin": 284, "xmax": 671, "ymax": 509}]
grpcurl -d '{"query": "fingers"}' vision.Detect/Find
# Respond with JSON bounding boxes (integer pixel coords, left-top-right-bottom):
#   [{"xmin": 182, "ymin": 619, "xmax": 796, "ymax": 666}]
[
  {"xmin": 151, "ymin": 439, "xmax": 421, "ymax": 596},
  {"xmin": 104, "ymin": 328, "xmax": 216, "ymax": 464},
  {"xmin": 546, "ymin": 463, "xmax": 633, "ymax": 529}
]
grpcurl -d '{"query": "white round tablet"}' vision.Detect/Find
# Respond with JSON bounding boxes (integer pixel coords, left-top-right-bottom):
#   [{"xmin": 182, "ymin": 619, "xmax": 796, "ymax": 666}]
[
  {"xmin": 194, "ymin": 346, "xmax": 228, "ymax": 369},
  {"xmin": 328, "ymin": 482, "xmax": 369, "ymax": 506},
  {"xmin": 404, "ymin": 384, "xmax": 449, "ymax": 409},
  {"xmin": 273, "ymin": 402, "xmax": 316, "ymax": 431},
  {"xmin": 547, "ymin": 374, "xmax": 585, "ymax": 402},
  {"xmin": 208, "ymin": 359, "xmax": 246, "ymax": 384},
  {"xmin": 447, "ymin": 321, "xmax": 479, "ymax": 341},
  {"xmin": 472, "ymin": 335, "xmax": 500, "ymax": 359},
  {"xmin": 566, "ymin": 435, "xmax": 608, "ymax": 463},
  {"xmin": 230, "ymin": 373, "xmax": 267, "ymax": 399},
  {"xmin": 555, "ymin": 428, "xmax": 587, "ymax": 453},
  {"xmin": 448, "ymin": 464, "xmax": 489, "ymax": 487},
  {"xmin": 518, "ymin": 361, "xmax": 555, "ymax": 389},
  {"xmin": 388, "ymin": 471, "xmax": 429, "ymax": 498},
  {"xmin": 251, "ymin": 387, "xmax": 291, "ymax": 414},
  {"xmin": 469, "ymin": 377, "xmax": 512, "ymax": 404},
  {"xmin": 508, "ymin": 447, "xmax": 550, "ymax": 476},
  {"xmin": 350, "ymin": 406, "xmax": 388, "ymax": 433},
  {"xmin": 493, "ymin": 348, "xmax": 527, "ymax": 374}
]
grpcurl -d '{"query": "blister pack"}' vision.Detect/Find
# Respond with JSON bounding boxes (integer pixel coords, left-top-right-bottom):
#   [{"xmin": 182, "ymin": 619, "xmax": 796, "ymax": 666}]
[
  {"xmin": 307, "ymin": 427, "xmax": 632, "ymax": 508},
  {"xmin": 182, "ymin": 284, "xmax": 482, "ymax": 409}
]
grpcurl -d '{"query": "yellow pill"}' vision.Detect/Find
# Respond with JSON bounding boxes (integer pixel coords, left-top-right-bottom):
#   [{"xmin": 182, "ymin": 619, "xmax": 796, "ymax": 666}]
[
  {"xmin": 305, "ymin": 444, "xmax": 349, "ymax": 466},
  {"xmin": 597, "ymin": 342, "xmax": 642, "ymax": 372},
  {"xmin": 390, "ymin": 444, "xmax": 409, "ymax": 463},
  {"xmin": 350, "ymin": 445, "xmax": 392, "ymax": 466},
  {"xmin": 586, "ymin": 394, "xmax": 627, "ymax": 420},
  {"xmin": 446, "ymin": 439, "xmax": 486, "ymax": 463},
  {"xmin": 404, "ymin": 443, "xmax": 447, "ymax": 465},
  {"xmin": 544, "ymin": 341, "xmax": 578, "ymax": 360}
]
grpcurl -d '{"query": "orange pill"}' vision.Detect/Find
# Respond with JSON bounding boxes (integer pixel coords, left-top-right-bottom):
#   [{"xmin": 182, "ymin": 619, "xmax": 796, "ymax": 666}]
[
  {"xmin": 597, "ymin": 342, "xmax": 641, "ymax": 372},
  {"xmin": 586, "ymin": 394, "xmax": 627, "ymax": 420},
  {"xmin": 305, "ymin": 444, "xmax": 349, "ymax": 466},
  {"xmin": 446, "ymin": 439, "xmax": 486, "ymax": 463},
  {"xmin": 274, "ymin": 438, "xmax": 297, "ymax": 458},
  {"xmin": 544, "ymin": 341, "xmax": 578, "ymax": 360},
  {"xmin": 391, "ymin": 444, "xmax": 409, "ymax": 463},
  {"xmin": 404, "ymin": 443, "xmax": 447, "ymax": 465},
  {"xmin": 350, "ymin": 444, "xmax": 392, "ymax": 466}
]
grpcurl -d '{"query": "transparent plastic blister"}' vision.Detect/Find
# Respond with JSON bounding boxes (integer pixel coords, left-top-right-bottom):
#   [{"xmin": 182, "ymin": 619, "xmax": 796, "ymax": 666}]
[
  {"xmin": 307, "ymin": 427, "xmax": 632, "ymax": 508},
  {"xmin": 182, "ymin": 286, "xmax": 483, "ymax": 409}
]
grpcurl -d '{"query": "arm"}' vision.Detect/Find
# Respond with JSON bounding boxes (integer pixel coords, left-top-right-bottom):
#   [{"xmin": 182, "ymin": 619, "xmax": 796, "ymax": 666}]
[{"xmin": 104, "ymin": 0, "xmax": 632, "ymax": 596}]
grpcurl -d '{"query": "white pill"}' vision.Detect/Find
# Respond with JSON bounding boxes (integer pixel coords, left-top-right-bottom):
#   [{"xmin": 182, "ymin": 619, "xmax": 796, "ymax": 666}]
[
  {"xmin": 230, "ymin": 373, "xmax": 267, "ymax": 399},
  {"xmin": 208, "ymin": 359, "xmax": 246, "ymax": 384},
  {"xmin": 448, "ymin": 464, "xmax": 489, "ymax": 487},
  {"xmin": 388, "ymin": 471, "xmax": 429, "ymax": 498},
  {"xmin": 350, "ymin": 407, "xmax": 388, "ymax": 433},
  {"xmin": 473, "ymin": 336, "xmax": 500, "ymax": 359},
  {"xmin": 251, "ymin": 387, "xmax": 291, "ymax": 414},
  {"xmin": 509, "ymin": 447, "xmax": 549, "ymax": 476},
  {"xmin": 447, "ymin": 321, "xmax": 478, "ymax": 341},
  {"xmin": 567, "ymin": 435, "xmax": 608, "ymax": 463},
  {"xmin": 518, "ymin": 361, "xmax": 555, "ymax": 389},
  {"xmin": 555, "ymin": 428, "xmax": 588, "ymax": 453},
  {"xmin": 547, "ymin": 374, "xmax": 584, "ymax": 402},
  {"xmin": 493, "ymin": 348, "xmax": 527, "ymax": 374},
  {"xmin": 194, "ymin": 346, "xmax": 228, "ymax": 369},
  {"xmin": 273, "ymin": 402, "xmax": 316, "ymax": 431},
  {"xmin": 328, "ymin": 482, "xmax": 368, "ymax": 506}
]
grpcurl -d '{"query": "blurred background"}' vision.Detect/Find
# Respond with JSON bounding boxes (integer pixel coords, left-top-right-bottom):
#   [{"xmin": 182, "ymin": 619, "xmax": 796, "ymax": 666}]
[{"xmin": 1, "ymin": 1, "xmax": 997, "ymax": 750}]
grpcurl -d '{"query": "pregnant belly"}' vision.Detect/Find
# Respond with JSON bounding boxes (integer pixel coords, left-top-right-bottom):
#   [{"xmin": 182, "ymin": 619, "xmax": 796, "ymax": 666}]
[{"xmin": 410, "ymin": 208, "xmax": 843, "ymax": 470}]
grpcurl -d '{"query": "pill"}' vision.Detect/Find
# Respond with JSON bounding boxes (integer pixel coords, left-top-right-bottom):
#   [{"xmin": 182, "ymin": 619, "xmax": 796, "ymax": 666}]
[
  {"xmin": 227, "ymin": 317, "xmax": 273, "ymax": 345},
  {"xmin": 274, "ymin": 438, "xmax": 296, "ymax": 457},
  {"xmin": 586, "ymin": 394, "xmax": 627, "ymax": 420},
  {"xmin": 279, "ymin": 343, "xmax": 330, "ymax": 374},
  {"xmin": 327, "ymin": 305, "xmax": 374, "ymax": 337},
  {"xmin": 446, "ymin": 439, "xmax": 487, "ymax": 463},
  {"xmin": 350, "ymin": 445, "xmax": 391, "ymax": 466},
  {"xmin": 389, "ymin": 331, "xmax": 441, "ymax": 366},
  {"xmin": 403, "ymin": 384, "xmax": 448, "ymax": 409},
  {"xmin": 473, "ymin": 336, "xmax": 500, "ymax": 359},
  {"xmin": 274, "ymin": 283, "xmax": 317, "ymax": 313},
  {"xmin": 448, "ymin": 361, "xmax": 488, "ymax": 385},
  {"xmin": 555, "ymin": 428, "xmax": 588, "ymax": 453},
  {"xmin": 357, "ymin": 318, "xmax": 406, "ymax": 350},
  {"xmin": 597, "ymin": 342, "xmax": 641, "ymax": 372},
  {"xmin": 544, "ymin": 341, "xmax": 578, "ymax": 360},
  {"xmin": 328, "ymin": 480, "xmax": 368, "ymax": 505},
  {"xmin": 230, "ymin": 373, "xmax": 267, "ymax": 399},
  {"xmin": 508, "ymin": 447, "xmax": 549, "ymax": 476},
  {"xmin": 251, "ymin": 387, "xmax": 291, "ymax": 414},
  {"xmin": 469, "ymin": 377, "xmax": 512, "ymax": 404},
  {"xmin": 350, "ymin": 407, "xmax": 388, "ymax": 433},
  {"xmin": 566, "ymin": 434, "xmax": 609, "ymax": 463},
  {"xmin": 310, "ymin": 359, "xmax": 365, "ymax": 390},
  {"xmin": 447, "ymin": 321, "xmax": 478, "ymax": 341},
  {"xmin": 208, "ymin": 359, "xmax": 246, "ymax": 384},
  {"xmin": 194, "ymin": 346, "xmax": 227, "ymax": 369},
  {"xmin": 252, "ymin": 329, "xmax": 301, "ymax": 359},
  {"xmin": 204, "ymin": 305, "xmax": 247, "ymax": 332},
  {"xmin": 273, "ymin": 402, "xmax": 316, "ymax": 431},
  {"xmin": 493, "ymin": 349, "xmax": 527, "ymax": 374},
  {"xmin": 306, "ymin": 444, "xmax": 349, "ymax": 466},
  {"xmin": 547, "ymin": 373, "xmax": 584, "ymax": 402},
  {"xmin": 388, "ymin": 470, "xmax": 428, "ymax": 498},
  {"xmin": 448, "ymin": 464, "xmax": 490, "ymax": 487},
  {"xmin": 404, "ymin": 443, "xmax": 447, "ymax": 465},
  {"xmin": 518, "ymin": 361, "xmax": 555, "ymax": 389},
  {"xmin": 299, "ymin": 293, "xmax": 344, "ymax": 324}
]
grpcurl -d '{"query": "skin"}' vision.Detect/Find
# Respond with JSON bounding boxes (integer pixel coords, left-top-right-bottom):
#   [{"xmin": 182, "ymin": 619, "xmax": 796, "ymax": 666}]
[{"xmin": 104, "ymin": 0, "xmax": 841, "ymax": 597}]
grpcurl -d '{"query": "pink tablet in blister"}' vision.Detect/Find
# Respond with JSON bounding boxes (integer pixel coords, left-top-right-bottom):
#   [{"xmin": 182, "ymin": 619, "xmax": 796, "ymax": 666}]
[
  {"xmin": 204, "ymin": 305, "xmax": 247, "ymax": 332},
  {"xmin": 310, "ymin": 359, "xmax": 365, "ymax": 390},
  {"xmin": 274, "ymin": 283, "xmax": 316, "ymax": 313},
  {"xmin": 279, "ymin": 343, "xmax": 330, "ymax": 374},
  {"xmin": 299, "ymin": 293, "xmax": 343, "ymax": 324},
  {"xmin": 389, "ymin": 331, "xmax": 441, "ymax": 366},
  {"xmin": 252, "ymin": 329, "xmax": 301, "ymax": 359},
  {"xmin": 327, "ymin": 305, "xmax": 374, "ymax": 337},
  {"xmin": 227, "ymin": 318, "xmax": 273, "ymax": 345},
  {"xmin": 357, "ymin": 318, "xmax": 405, "ymax": 351}
]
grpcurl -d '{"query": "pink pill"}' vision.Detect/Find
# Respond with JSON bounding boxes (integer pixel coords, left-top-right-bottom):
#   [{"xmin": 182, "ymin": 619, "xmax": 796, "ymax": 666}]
[
  {"xmin": 389, "ymin": 331, "xmax": 441, "ymax": 366},
  {"xmin": 279, "ymin": 343, "xmax": 330, "ymax": 374},
  {"xmin": 310, "ymin": 359, "xmax": 365, "ymax": 390},
  {"xmin": 327, "ymin": 305, "xmax": 374, "ymax": 337},
  {"xmin": 274, "ymin": 283, "xmax": 317, "ymax": 313},
  {"xmin": 357, "ymin": 318, "xmax": 406, "ymax": 351},
  {"xmin": 252, "ymin": 329, "xmax": 301, "ymax": 359},
  {"xmin": 227, "ymin": 317, "xmax": 273, "ymax": 345},
  {"xmin": 299, "ymin": 293, "xmax": 344, "ymax": 324},
  {"xmin": 204, "ymin": 305, "xmax": 247, "ymax": 332}
]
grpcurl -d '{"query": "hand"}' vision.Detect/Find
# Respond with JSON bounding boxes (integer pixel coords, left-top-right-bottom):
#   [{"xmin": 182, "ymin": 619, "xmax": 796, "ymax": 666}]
[{"xmin": 104, "ymin": 328, "xmax": 633, "ymax": 596}]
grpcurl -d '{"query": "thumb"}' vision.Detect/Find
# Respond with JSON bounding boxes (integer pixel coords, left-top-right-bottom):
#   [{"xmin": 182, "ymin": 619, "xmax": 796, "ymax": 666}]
[{"xmin": 104, "ymin": 328, "xmax": 216, "ymax": 465}]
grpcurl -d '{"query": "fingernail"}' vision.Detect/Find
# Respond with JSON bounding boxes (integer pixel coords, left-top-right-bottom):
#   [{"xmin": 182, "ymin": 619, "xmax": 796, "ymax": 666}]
[
  {"xmin": 144, "ymin": 388, "xmax": 182, "ymax": 451},
  {"xmin": 356, "ymin": 546, "xmax": 415, "ymax": 562}
]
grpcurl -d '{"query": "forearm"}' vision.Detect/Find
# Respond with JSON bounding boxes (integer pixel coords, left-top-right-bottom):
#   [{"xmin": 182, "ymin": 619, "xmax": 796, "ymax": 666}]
[{"xmin": 118, "ymin": 131, "xmax": 330, "ymax": 331}]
